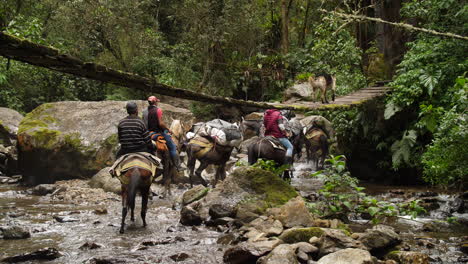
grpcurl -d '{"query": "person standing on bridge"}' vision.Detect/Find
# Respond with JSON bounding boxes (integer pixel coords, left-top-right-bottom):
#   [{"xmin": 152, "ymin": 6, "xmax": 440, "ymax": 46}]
[
  {"xmin": 263, "ymin": 109, "xmax": 294, "ymax": 165},
  {"xmin": 143, "ymin": 96, "xmax": 184, "ymax": 171},
  {"xmin": 116, "ymin": 102, "xmax": 154, "ymax": 159}
]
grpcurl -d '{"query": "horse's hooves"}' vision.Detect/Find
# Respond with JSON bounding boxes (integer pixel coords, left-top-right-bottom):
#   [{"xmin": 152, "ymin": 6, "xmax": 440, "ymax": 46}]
[{"xmin": 119, "ymin": 229, "xmax": 124, "ymax": 234}]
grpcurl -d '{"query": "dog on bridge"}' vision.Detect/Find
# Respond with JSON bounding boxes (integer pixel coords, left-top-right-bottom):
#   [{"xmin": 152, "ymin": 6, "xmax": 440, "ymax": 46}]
[{"xmin": 308, "ymin": 74, "xmax": 336, "ymax": 104}]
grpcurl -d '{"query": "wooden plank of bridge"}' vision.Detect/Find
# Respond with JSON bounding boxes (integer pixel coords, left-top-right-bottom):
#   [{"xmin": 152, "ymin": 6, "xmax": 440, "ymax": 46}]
[{"xmin": 0, "ymin": 32, "xmax": 391, "ymax": 112}]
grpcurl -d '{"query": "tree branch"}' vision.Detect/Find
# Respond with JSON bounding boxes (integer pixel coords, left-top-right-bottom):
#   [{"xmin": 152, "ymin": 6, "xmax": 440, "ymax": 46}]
[{"xmin": 319, "ymin": 9, "xmax": 468, "ymax": 41}]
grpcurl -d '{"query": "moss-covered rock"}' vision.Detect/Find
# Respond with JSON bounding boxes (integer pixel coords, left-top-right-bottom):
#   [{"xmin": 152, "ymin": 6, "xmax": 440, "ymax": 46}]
[
  {"xmin": 195, "ymin": 166, "xmax": 298, "ymax": 222},
  {"xmin": 236, "ymin": 167, "xmax": 298, "ymax": 209},
  {"xmin": 278, "ymin": 227, "xmax": 324, "ymax": 244},
  {"xmin": 0, "ymin": 107, "xmax": 24, "ymax": 146},
  {"xmin": 17, "ymin": 101, "xmax": 194, "ymax": 184}
]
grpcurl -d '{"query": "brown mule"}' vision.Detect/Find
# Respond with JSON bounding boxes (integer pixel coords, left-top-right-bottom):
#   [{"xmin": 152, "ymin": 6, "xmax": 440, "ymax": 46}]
[
  {"xmin": 247, "ymin": 137, "xmax": 294, "ymax": 181},
  {"xmin": 185, "ymin": 136, "xmax": 234, "ymax": 187},
  {"xmin": 119, "ymin": 156, "xmax": 154, "ymax": 234},
  {"xmin": 304, "ymin": 124, "xmax": 329, "ymax": 170}
]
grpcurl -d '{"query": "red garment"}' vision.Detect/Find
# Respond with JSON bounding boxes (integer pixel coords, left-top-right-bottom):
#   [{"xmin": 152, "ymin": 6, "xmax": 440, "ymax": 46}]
[{"xmin": 263, "ymin": 109, "xmax": 285, "ymax": 138}]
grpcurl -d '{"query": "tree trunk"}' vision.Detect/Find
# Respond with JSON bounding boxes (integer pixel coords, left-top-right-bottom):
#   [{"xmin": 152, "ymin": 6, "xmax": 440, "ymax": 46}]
[
  {"xmin": 280, "ymin": 0, "xmax": 292, "ymax": 54},
  {"xmin": 298, "ymin": 0, "xmax": 311, "ymax": 48}
]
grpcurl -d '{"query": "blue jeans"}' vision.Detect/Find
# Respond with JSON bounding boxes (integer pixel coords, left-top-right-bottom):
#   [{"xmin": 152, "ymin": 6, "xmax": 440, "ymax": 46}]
[
  {"xmin": 279, "ymin": 137, "xmax": 293, "ymax": 157},
  {"xmin": 160, "ymin": 130, "xmax": 178, "ymax": 158}
]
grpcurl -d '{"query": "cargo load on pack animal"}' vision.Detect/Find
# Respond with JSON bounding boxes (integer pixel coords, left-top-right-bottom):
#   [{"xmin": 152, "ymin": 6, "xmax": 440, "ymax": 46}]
[{"xmin": 186, "ymin": 119, "xmax": 243, "ymax": 148}]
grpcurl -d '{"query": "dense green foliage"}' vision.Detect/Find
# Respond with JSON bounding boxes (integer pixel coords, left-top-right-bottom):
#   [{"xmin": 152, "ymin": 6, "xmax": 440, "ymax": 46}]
[
  {"xmin": 0, "ymin": 0, "xmax": 466, "ymax": 187},
  {"xmin": 384, "ymin": 0, "xmax": 468, "ymax": 186},
  {"xmin": 0, "ymin": 0, "xmax": 365, "ymax": 115}
]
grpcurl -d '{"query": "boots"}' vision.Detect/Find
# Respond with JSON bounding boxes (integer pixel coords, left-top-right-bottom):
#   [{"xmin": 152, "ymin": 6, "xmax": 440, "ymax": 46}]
[
  {"xmin": 284, "ymin": 155, "xmax": 293, "ymax": 166},
  {"xmin": 171, "ymin": 155, "xmax": 185, "ymax": 172}
]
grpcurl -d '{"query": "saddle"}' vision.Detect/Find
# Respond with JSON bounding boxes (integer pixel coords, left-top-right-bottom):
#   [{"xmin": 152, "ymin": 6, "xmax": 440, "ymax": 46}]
[
  {"xmin": 305, "ymin": 128, "xmax": 324, "ymax": 140},
  {"xmin": 188, "ymin": 136, "xmax": 214, "ymax": 159},
  {"xmin": 109, "ymin": 152, "xmax": 161, "ymax": 184},
  {"xmin": 149, "ymin": 132, "xmax": 169, "ymax": 152},
  {"xmin": 263, "ymin": 136, "xmax": 286, "ymax": 151}
]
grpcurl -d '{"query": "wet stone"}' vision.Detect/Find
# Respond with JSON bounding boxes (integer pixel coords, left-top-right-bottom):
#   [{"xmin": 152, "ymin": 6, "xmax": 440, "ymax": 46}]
[
  {"xmin": 7, "ymin": 212, "xmax": 25, "ymax": 218},
  {"xmin": 386, "ymin": 251, "xmax": 429, "ymax": 264},
  {"xmin": 182, "ymin": 185, "xmax": 210, "ymax": 205},
  {"xmin": 217, "ymin": 233, "xmax": 237, "ymax": 245},
  {"xmin": 1, "ymin": 247, "xmax": 62, "ymax": 262},
  {"xmin": 141, "ymin": 236, "xmax": 186, "ymax": 246},
  {"xmin": 31, "ymin": 184, "xmax": 59, "ymax": 196},
  {"xmin": 1, "ymin": 226, "xmax": 31, "ymax": 239},
  {"xmin": 180, "ymin": 206, "xmax": 202, "ymax": 226},
  {"xmin": 209, "ymin": 203, "xmax": 236, "ymax": 219},
  {"xmin": 170, "ymin": 252, "xmax": 190, "ymax": 262},
  {"xmin": 89, "ymin": 257, "xmax": 127, "ymax": 264},
  {"xmin": 53, "ymin": 215, "xmax": 79, "ymax": 223},
  {"xmin": 93, "ymin": 208, "xmax": 108, "ymax": 215},
  {"xmin": 79, "ymin": 242, "xmax": 103, "ymax": 250},
  {"xmin": 208, "ymin": 217, "xmax": 235, "ymax": 227},
  {"xmin": 316, "ymin": 248, "xmax": 373, "ymax": 264},
  {"xmin": 358, "ymin": 225, "xmax": 401, "ymax": 251}
]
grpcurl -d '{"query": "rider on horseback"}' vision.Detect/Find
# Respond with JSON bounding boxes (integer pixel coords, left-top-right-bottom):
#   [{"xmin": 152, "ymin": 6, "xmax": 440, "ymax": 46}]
[
  {"xmin": 263, "ymin": 109, "xmax": 294, "ymax": 165},
  {"xmin": 142, "ymin": 96, "xmax": 184, "ymax": 172},
  {"xmin": 116, "ymin": 101, "xmax": 154, "ymax": 159}
]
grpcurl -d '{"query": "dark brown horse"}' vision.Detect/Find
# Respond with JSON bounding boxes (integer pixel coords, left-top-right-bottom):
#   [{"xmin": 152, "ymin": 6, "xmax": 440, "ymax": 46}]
[
  {"xmin": 247, "ymin": 134, "xmax": 301, "ymax": 181},
  {"xmin": 119, "ymin": 156, "xmax": 154, "ymax": 234},
  {"xmin": 185, "ymin": 136, "xmax": 234, "ymax": 187},
  {"xmin": 303, "ymin": 123, "xmax": 329, "ymax": 170}
]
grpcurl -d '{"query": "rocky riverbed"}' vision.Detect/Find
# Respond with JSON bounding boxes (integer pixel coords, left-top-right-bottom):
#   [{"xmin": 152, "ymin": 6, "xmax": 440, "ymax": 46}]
[
  {"xmin": 0, "ymin": 180, "xmax": 227, "ymax": 263},
  {"xmin": 1, "ymin": 165, "xmax": 467, "ymax": 264}
]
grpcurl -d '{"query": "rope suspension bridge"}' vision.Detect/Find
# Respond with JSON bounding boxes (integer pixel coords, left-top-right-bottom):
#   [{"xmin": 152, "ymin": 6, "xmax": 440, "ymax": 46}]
[{"xmin": 0, "ymin": 32, "xmax": 390, "ymax": 112}]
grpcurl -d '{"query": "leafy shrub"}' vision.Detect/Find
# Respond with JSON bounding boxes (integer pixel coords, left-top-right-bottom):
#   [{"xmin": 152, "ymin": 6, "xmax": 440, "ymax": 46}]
[{"xmin": 308, "ymin": 155, "xmax": 426, "ymax": 223}]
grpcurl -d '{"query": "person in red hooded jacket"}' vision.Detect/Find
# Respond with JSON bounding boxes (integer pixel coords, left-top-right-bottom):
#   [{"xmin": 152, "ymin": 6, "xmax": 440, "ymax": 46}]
[{"xmin": 263, "ymin": 109, "xmax": 293, "ymax": 164}]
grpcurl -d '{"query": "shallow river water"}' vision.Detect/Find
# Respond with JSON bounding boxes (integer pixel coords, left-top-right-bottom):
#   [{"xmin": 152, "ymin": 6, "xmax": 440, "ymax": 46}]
[
  {"xmin": 0, "ymin": 183, "xmax": 227, "ymax": 264},
  {"xmin": 1, "ymin": 162, "xmax": 467, "ymax": 263}
]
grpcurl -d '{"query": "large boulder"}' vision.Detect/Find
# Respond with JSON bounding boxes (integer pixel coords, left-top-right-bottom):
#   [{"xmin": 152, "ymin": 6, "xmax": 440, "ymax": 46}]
[
  {"xmin": 223, "ymin": 239, "xmax": 283, "ymax": 264},
  {"xmin": 257, "ymin": 244, "xmax": 298, "ymax": 264},
  {"xmin": 0, "ymin": 107, "xmax": 23, "ymax": 146},
  {"xmin": 278, "ymin": 227, "xmax": 324, "ymax": 244},
  {"xmin": 196, "ymin": 167, "xmax": 298, "ymax": 223},
  {"xmin": 358, "ymin": 225, "xmax": 401, "ymax": 251},
  {"xmin": 88, "ymin": 167, "xmax": 121, "ymax": 194},
  {"xmin": 284, "ymin": 82, "xmax": 312, "ymax": 102},
  {"xmin": 318, "ymin": 228, "xmax": 366, "ymax": 257},
  {"xmin": 17, "ymin": 101, "xmax": 194, "ymax": 184},
  {"xmin": 266, "ymin": 196, "xmax": 315, "ymax": 228},
  {"xmin": 317, "ymin": 248, "xmax": 373, "ymax": 264}
]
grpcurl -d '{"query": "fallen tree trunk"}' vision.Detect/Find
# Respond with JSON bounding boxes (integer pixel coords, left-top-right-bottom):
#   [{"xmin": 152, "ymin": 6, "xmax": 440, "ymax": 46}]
[{"xmin": 0, "ymin": 32, "xmax": 295, "ymax": 110}]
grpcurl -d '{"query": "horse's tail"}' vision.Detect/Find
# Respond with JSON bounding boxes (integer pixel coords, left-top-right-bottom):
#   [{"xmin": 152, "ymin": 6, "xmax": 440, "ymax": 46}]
[
  {"xmin": 319, "ymin": 134, "xmax": 329, "ymax": 156},
  {"xmin": 127, "ymin": 168, "xmax": 140, "ymax": 210},
  {"xmin": 247, "ymin": 142, "xmax": 258, "ymax": 165}
]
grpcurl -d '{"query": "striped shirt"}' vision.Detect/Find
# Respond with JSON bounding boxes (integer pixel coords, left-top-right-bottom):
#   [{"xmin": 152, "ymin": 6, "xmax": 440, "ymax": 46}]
[{"xmin": 118, "ymin": 115, "xmax": 152, "ymax": 150}]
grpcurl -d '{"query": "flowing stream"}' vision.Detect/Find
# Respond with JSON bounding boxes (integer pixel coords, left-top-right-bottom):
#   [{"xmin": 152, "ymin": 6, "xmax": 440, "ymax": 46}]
[
  {"xmin": 0, "ymin": 162, "xmax": 467, "ymax": 263},
  {"xmin": 0, "ymin": 183, "xmax": 227, "ymax": 263}
]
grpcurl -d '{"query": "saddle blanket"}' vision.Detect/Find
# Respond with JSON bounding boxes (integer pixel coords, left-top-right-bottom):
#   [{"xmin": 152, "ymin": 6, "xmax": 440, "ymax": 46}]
[
  {"xmin": 305, "ymin": 129, "xmax": 323, "ymax": 140},
  {"xmin": 264, "ymin": 136, "xmax": 285, "ymax": 150},
  {"xmin": 189, "ymin": 137, "xmax": 213, "ymax": 159},
  {"xmin": 109, "ymin": 152, "xmax": 160, "ymax": 185}
]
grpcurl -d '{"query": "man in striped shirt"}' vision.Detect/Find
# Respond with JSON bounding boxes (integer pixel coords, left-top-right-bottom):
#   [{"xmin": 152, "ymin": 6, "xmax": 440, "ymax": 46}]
[{"xmin": 116, "ymin": 102, "xmax": 154, "ymax": 158}]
